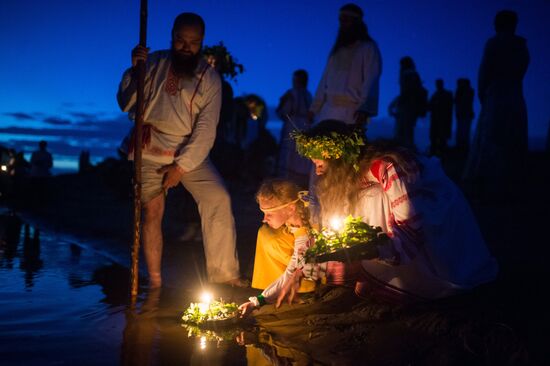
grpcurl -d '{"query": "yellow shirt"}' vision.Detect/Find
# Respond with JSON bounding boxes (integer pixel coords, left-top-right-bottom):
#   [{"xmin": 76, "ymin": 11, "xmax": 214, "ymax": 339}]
[{"xmin": 251, "ymin": 224, "xmax": 315, "ymax": 293}]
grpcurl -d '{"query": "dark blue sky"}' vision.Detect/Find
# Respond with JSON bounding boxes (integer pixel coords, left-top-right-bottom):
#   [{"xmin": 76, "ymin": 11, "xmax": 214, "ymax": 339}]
[{"xmin": 0, "ymin": 0, "xmax": 548, "ymax": 141}]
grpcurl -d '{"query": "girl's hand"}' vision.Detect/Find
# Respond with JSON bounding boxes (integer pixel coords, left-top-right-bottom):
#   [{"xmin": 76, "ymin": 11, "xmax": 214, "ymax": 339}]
[{"xmin": 238, "ymin": 301, "xmax": 256, "ymax": 318}]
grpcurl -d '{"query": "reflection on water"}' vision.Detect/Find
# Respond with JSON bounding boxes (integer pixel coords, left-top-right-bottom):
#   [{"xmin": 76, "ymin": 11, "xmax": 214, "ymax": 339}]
[
  {"xmin": 121, "ymin": 288, "xmax": 249, "ymax": 366},
  {"xmin": 0, "ymin": 213, "xmax": 305, "ymax": 365}
]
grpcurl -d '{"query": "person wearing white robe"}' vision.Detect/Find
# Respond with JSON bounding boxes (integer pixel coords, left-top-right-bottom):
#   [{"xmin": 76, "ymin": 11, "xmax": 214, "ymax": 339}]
[
  {"xmin": 304, "ymin": 120, "xmax": 498, "ymax": 303},
  {"xmin": 309, "ymin": 3, "xmax": 382, "ymax": 126},
  {"xmin": 276, "ymin": 69, "xmax": 312, "ymax": 184},
  {"xmin": 117, "ymin": 13, "xmax": 242, "ymax": 287}
]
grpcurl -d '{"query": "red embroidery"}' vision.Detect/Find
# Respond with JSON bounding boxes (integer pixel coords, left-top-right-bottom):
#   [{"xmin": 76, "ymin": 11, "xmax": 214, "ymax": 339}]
[
  {"xmin": 164, "ymin": 67, "xmax": 179, "ymax": 96},
  {"xmin": 146, "ymin": 145, "xmax": 176, "ymax": 157},
  {"xmin": 391, "ymin": 193, "xmax": 409, "ymax": 208}
]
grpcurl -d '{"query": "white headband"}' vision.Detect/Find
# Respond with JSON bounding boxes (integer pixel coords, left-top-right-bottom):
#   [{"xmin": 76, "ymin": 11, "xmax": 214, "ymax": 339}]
[{"xmin": 260, "ymin": 191, "xmax": 310, "ymax": 212}]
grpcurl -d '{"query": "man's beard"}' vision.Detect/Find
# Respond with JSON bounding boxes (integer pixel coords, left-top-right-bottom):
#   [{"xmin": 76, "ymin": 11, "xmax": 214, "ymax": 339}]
[{"xmin": 171, "ymin": 49, "xmax": 201, "ymax": 79}]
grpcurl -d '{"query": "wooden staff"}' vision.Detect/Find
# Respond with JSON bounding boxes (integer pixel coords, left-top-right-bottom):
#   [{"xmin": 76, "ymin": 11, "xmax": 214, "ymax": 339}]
[{"xmin": 130, "ymin": 0, "xmax": 148, "ymax": 304}]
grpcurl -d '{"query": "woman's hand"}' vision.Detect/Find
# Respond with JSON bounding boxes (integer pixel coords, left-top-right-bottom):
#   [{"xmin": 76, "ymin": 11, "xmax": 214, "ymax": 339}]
[
  {"xmin": 238, "ymin": 301, "xmax": 257, "ymax": 318},
  {"xmin": 275, "ymin": 268, "xmax": 303, "ymax": 308}
]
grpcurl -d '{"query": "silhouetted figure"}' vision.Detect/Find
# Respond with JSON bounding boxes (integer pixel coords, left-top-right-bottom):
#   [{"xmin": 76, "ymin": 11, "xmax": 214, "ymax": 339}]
[
  {"xmin": 78, "ymin": 150, "xmax": 93, "ymax": 174},
  {"xmin": 205, "ymin": 44, "xmax": 242, "ymax": 178},
  {"xmin": 454, "ymin": 78, "xmax": 475, "ymax": 153},
  {"xmin": 463, "ymin": 10, "xmax": 529, "ymax": 201},
  {"xmin": 309, "ymin": 3, "xmax": 382, "ymax": 126},
  {"xmin": 28, "ymin": 141, "xmax": 53, "ymax": 207},
  {"xmin": 233, "ymin": 94, "xmax": 276, "ymax": 186},
  {"xmin": 233, "ymin": 94, "xmax": 268, "ymax": 150},
  {"xmin": 393, "ymin": 56, "xmax": 427, "ymax": 148},
  {"xmin": 30, "ymin": 140, "xmax": 53, "ymax": 177},
  {"xmin": 428, "ymin": 79, "xmax": 453, "ymax": 156},
  {"xmin": 0, "ymin": 148, "xmax": 15, "ymax": 207},
  {"xmin": 276, "ymin": 69, "xmax": 312, "ymax": 186}
]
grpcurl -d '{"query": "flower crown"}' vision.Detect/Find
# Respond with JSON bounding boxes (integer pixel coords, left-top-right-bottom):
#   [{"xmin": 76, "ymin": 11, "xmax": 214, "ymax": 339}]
[{"xmin": 291, "ymin": 129, "xmax": 365, "ymax": 170}]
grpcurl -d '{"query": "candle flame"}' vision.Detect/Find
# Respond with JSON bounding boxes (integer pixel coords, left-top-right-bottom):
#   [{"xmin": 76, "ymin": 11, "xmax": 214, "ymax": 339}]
[
  {"xmin": 200, "ymin": 291, "xmax": 213, "ymax": 304},
  {"xmin": 200, "ymin": 336, "xmax": 207, "ymax": 350},
  {"xmin": 329, "ymin": 216, "xmax": 344, "ymax": 232}
]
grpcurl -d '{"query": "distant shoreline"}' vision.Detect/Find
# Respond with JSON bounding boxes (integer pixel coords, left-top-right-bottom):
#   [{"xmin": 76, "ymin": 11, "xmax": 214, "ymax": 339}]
[{"xmin": 2, "ymin": 117, "xmax": 547, "ymax": 176}]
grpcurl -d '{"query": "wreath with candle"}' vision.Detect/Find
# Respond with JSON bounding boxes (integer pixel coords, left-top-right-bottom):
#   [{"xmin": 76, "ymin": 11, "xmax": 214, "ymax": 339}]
[
  {"xmin": 304, "ymin": 215, "xmax": 389, "ymax": 263},
  {"xmin": 181, "ymin": 299, "xmax": 239, "ymax": 325}
]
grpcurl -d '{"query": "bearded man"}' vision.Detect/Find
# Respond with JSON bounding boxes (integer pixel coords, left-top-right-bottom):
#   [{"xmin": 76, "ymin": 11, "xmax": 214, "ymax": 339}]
[
  {"xmin": 309, "ymin": 3, "xmax": 382, "ymax": 126},
  {"xmin": 117, "ymin": 12, "xmax": 246, "ymax": 288}
]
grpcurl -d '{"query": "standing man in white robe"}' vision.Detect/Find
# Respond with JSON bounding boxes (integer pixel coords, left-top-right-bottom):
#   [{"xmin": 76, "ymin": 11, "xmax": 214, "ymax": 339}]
[
  {"xmin": 308, "ymin": 3, "xmax": 382, "ymax": 127},
  {"xmin": 117, "ymin": 13, "xmax": 245, "ymax": 288}
]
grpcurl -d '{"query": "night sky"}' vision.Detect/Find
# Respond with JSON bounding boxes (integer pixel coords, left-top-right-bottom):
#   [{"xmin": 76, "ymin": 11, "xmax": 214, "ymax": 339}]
[{"xmin": 0, "ymin": 0, "xmax": 548, "ymax": 168}]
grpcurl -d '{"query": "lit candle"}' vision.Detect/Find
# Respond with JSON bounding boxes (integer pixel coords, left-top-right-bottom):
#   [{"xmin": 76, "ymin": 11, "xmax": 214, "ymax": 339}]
[
  {"xmin": 329, "ymin": 216, "xmax": 344, "ymax": 233},
  {"xmin": 200, "ymin": 292, "xmax": 213, "ymax": 305}
]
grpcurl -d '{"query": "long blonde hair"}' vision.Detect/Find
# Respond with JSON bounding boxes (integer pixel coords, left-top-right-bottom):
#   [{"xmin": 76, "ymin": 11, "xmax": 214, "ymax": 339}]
[
  {"xmin": 316, "ymin": 140, "xmax": 421, "ymax": 225},
  {"xmin": 256, "ymin": 178, "xmax": 311, "ymax": 231}
]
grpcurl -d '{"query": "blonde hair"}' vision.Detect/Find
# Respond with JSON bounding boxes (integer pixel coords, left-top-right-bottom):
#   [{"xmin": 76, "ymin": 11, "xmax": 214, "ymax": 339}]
[
  {"xmin": 316, "ymin": 140, "xmax": 421, "ymax": 226},
  {"xmin": 256, "ymin": 178, "xmax": 311, "ymax": 231}
]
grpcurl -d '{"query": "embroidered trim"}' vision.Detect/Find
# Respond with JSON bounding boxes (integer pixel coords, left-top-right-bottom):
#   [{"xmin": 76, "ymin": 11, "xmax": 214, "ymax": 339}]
[
  {"xmin": 146, "ymin": 145, "xmax": 177, "ymax": 157},
  {"xmin": 164, "ymin": 67, "xmax": 179, "ymax": 96},
  {"xmin": 391, "ymin": 193, "xmax": 409, "ymax": 208}
]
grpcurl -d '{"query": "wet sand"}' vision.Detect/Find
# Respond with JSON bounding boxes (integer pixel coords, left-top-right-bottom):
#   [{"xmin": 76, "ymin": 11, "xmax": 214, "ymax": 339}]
[{"xmin": 1, "ymin": 151, "xmax": 549, "ymax": 365}]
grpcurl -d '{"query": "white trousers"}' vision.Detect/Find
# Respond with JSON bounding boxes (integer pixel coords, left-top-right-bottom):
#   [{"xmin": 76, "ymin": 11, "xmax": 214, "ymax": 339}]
[{"xmin": 141, "ymin": 158, "xmax": 240, "ymax": 282}]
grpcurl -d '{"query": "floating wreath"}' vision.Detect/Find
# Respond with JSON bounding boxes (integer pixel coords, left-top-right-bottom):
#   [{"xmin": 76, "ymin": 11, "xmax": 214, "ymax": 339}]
[{"xmin": 181, "ymin": 299, "xmax": 239, "ymax": 325}]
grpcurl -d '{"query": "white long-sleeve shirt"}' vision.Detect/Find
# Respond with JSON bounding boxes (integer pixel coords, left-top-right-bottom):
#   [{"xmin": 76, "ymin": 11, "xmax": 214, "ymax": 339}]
[
  {"xmin": 310, "ymin": 40, "xmax": 382, "ymax": 124},
  {"xmin": 117, "ymin": 50, "xmax": 221, "ymax": 172},
  {"xmin": 356, "ymin": 157, "xmax": 498, "ymax": 299}
]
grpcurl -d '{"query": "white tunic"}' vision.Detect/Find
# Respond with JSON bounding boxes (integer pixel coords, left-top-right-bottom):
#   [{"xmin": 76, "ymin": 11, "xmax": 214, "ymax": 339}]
[
  {"xmin": 117, "ymin": 50, "xmax": 221, "ymax": 172},
  {"xmin": 310, "ymin": 41, "xmax": 382, "ymax": 124},
  {"xmin": 356, "ymin": 157, "xmax": 498, "ymax": 299}
]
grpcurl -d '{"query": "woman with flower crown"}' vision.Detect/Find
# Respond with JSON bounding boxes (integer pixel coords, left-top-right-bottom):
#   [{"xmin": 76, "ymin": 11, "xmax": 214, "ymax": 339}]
[{"xmin": 293, "ymin": 120, "xmax": 498, "ymax": 303}]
